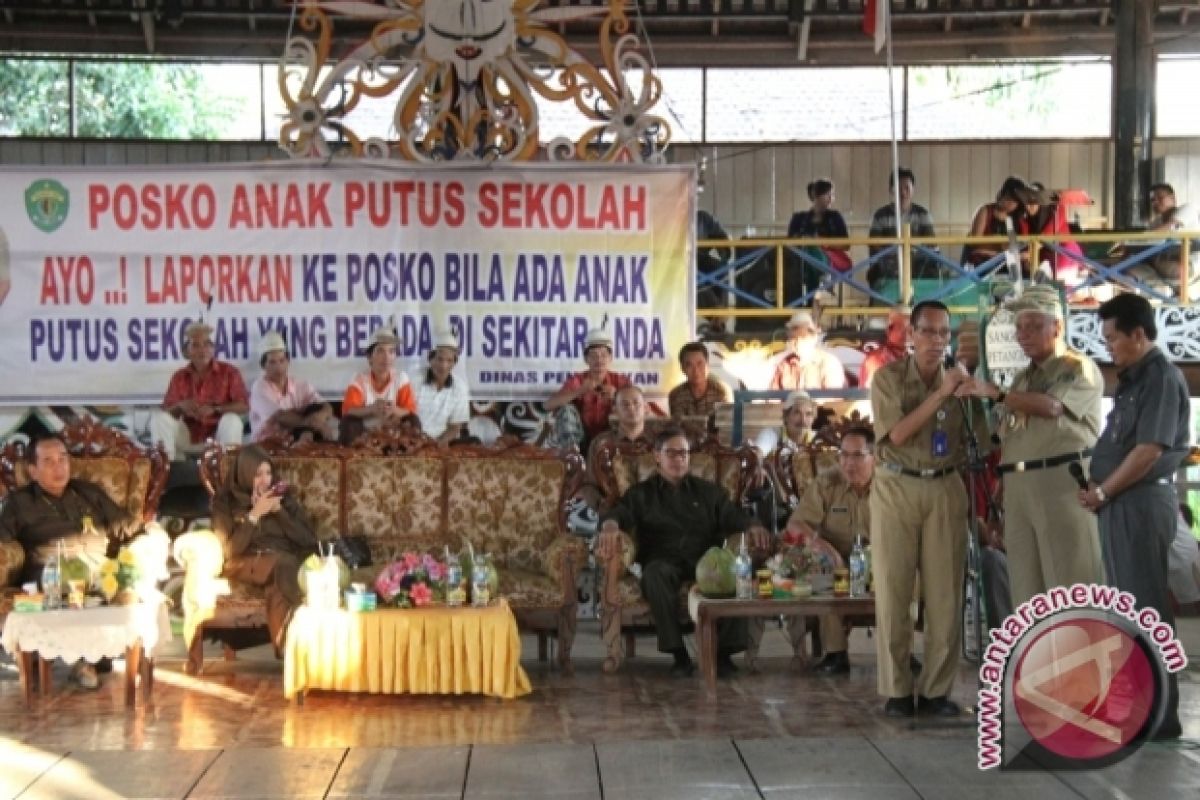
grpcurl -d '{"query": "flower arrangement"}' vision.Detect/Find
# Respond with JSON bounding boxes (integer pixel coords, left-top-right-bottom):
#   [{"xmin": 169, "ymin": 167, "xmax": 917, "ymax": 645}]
[
  {"xmin": 374, "ymin": 552, "xmax": 446, "ymax": 608},
  {"xmin": 97, "ymin": 545, "xmax": 144, "ymax": 604}
]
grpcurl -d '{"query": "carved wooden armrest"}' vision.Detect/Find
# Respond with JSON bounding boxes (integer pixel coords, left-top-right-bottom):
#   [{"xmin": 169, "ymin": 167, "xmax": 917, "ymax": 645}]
[{"xmin": 544, "ymin": 536, "xmax": 588, "ymax": 600}]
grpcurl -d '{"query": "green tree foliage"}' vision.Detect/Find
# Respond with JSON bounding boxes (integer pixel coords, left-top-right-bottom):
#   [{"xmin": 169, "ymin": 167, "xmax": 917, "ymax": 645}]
[{"xmin": 0, "ymin": 59, "xmax": 240, "ymax": 138}]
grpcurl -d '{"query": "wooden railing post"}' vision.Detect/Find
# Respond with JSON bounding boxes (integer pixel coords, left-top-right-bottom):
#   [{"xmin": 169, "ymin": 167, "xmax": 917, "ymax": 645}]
[{"xmin": 900, "ymin": 223, "xmax": 913, "ymax": 306}]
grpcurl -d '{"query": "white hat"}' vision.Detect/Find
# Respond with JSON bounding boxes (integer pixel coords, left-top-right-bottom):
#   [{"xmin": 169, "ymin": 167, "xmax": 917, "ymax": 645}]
[
  {"xmin": 584, "ymin": 327, "xmax": 613, "ymax": 350},
  {"xmin": 432, "ymin": 330, "xmax": 459, "ymax": 352},
  {"xmin": 783, "ymin": 390, "xmax": 816, "ymax": 411},
  {"xmin": 368, "ymin": 326, "xmax": 399, "ymax": 349},
  {"xmin": 785, "ymin": 310, "xmax": 819, "ymax": 331},
  {"xmin": 184, "ymin": 320, "xmax": 213, "ymax": 339},
  {"xmin": 258, "ymin": 331, "xmax": 287, "ymax": 358}
]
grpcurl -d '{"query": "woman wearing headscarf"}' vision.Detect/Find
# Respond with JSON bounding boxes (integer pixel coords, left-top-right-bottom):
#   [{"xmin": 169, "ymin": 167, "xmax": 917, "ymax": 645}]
[{"xmin": 211, "ymin": 445, "xmax": 319, "ymax": 649}]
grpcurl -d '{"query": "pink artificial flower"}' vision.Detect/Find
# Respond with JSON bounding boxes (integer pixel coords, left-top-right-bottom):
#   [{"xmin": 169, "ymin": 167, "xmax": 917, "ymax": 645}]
[
  {"xmin": 425, "ymin": 560, "xmax": 445, "ymax": 582},
  {"xmin": 410, "ymin": 581, "xmax": 433, "ymax": 607},
  {"xmin": 402, "ymin": 552, "xmax": 421, "ymax": 571}
]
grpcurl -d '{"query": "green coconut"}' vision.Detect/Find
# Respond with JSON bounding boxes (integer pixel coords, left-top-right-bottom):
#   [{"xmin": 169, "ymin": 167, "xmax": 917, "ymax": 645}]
[
  {"xmin": 297, "ymin": 554, "xmax": 350, "ymax": 593},
  {"xmin": 695, "ymin": 546, "xmax": 736, "ymax": 598},
  {"xmin": 61, "ymin": 555, "xmax": 92, "ymax": 587}
]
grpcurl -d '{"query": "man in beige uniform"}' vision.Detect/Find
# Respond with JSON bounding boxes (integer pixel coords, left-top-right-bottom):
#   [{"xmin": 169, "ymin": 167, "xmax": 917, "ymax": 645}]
[
  {"xmin": 961, "ymin": 285, "xmax": 1103, "ymax": 606},
  {"xmin": 786, "ymin": 425, "xmax": 874, "ymax": 674},
  {"xmin": 870, "ymin": 299, "xmax": 988, "ymax": 717}
]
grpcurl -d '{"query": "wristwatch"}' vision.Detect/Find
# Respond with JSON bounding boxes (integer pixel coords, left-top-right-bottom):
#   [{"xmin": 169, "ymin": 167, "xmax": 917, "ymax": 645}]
[{"xmin": 1094, "ymin": 485, "xmax": 1108, "ymax": 503}]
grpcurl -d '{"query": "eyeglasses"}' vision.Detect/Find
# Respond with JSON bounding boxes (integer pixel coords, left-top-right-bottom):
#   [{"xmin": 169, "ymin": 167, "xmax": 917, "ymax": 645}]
[
  {"xmin": 914, "ymin": 327, "xmax": 952, "ymax": 339},
  {"xmin": 839, "ymin": 451, "xmax": 872, "ymax": 461},
  {"xmin": 659, "ymin": 448, "xmax": 691, "ymax": 459}
]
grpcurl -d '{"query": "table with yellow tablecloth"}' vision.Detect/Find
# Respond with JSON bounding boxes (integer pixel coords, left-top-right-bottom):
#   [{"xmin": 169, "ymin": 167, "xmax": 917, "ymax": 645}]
[{"xmin": 283, "ymin": 599, "xmax": 531, "ymax": 701}]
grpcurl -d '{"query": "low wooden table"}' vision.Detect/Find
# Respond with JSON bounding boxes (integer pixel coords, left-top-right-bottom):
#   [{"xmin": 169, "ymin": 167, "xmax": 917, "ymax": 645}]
[
  {"xmin": 693, "ymin": 594, "xmax": 876, "ymax": 693},
  {"xmin": 284, "ymin": 599, "xmax": 532, "ymax": 702},
  {"xmin": 1, "ymin": 601, "xmax": 171, "ymax": 707}
]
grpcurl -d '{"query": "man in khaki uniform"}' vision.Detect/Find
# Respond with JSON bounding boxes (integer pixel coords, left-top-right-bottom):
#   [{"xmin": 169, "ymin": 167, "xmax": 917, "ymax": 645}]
[
  {"xmin": 870, "ymin": 299, "xmax": 988, "ymax": 717},
  {"xmin": 961, "ymin": 285, "xmax": 1103, "ymax": 607},
  {"xmin": 785, "ymin": 425, "xmax": 874, "ymax": 674}
]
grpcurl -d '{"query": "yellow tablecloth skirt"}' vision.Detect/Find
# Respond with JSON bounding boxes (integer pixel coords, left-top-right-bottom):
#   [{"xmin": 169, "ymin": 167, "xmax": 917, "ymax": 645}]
[{"xmin": 283, "ymin": 600, "xmax": 532, "ymax": 700}]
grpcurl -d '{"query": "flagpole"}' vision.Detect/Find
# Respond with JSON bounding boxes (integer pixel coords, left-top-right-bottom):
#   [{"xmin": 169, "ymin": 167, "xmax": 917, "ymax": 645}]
[{"xmin": 883, "ymin": 2, "xmax": 903, "ymax": 299}]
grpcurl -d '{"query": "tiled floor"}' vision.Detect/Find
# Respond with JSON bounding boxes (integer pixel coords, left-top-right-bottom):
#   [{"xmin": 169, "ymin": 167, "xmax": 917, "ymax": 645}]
[{"xmin": 1, "ymin": 618, "xmax": 1197, "ymax": 799}]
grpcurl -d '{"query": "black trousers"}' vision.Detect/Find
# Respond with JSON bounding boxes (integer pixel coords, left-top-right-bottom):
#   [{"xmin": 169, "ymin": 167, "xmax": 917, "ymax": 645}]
[
  {"xmin": 640, "ymin": 559, "xmax": 747, "ymax": 655},
  {"xmin": 1099, "ymin": 483, "xmax": 1180, "ymax": 730}
]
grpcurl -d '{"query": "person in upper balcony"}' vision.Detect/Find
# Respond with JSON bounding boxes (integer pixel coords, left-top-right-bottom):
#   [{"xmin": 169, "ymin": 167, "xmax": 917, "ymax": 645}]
[
  {"xmin": 867, "ymin": 168, "xmax": 939, "ymax": 289},
  {"xmin": 788, "ymin": 179, "xmax": 852, "ymax": 290},
  {"xmin": 668, "ymin": 341, "xmax": 731, "ymax": 422},
  {"xmin": 961, "ymin": 176, "xmax": 1028, "ymax": 270},
  {"xmin": 249, "ymin": 332, "xmax": 334, "ymax": 444},
  {"xmin": 545, "ymin": 325, "xmax": 631, "ymax": 452},
  {"xmin": 153, "ymin": 320, "xmax": 248, "ymax": 461},
  {"xmin": 1125, "ymin": 182, "xmax": 1200, "ymax": 298},
  {"xmin": 339, "ymin": 326, "xmax": 416, "ymax": 445},
  {"xmin": 768, "ymin": 310, "xmax": 846, "ymax": 392},
  {"xmin": 1018, "ymin": 182, "xmax": 1084, "ymax": 286},
  {"xmin": 414, "ymin": 330, "xmax": 471, "ymax": 447}
]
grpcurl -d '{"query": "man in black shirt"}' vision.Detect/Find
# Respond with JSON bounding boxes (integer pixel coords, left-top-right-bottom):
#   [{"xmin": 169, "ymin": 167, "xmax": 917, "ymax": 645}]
[
  {"xmin": 597, "ymin": 426, "xmax": 771, "ymax": 677},
  {"xmin": 1079, "ymin": 294, "xmax": 1191, "ymax": 740}
]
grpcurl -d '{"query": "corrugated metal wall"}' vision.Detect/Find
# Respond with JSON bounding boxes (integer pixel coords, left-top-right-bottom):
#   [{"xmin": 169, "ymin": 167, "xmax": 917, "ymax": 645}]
[{"xmin": 4, "ymin": 136, "xmax": 1200, "ymax": 235}]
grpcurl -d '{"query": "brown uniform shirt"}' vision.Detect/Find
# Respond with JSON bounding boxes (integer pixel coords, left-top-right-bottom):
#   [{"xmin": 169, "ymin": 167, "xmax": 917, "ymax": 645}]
[
  {"xmin": 789, "ymin": 468, "xmax": 871, "ymax": 555},
  {"xmin": 999, "ymin": 346, "xmax": 1102, "ymax": 464},
  {"xmin": 668, "ymin": 377, "xmax": 731, "ymax": 419},
  {"xmin": 871, "ymin": 355, "xmax": 990, "ymax": 472}
]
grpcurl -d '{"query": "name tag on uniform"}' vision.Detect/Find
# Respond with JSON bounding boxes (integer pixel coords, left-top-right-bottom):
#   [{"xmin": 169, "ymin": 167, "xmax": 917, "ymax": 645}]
[
  {"xmin": 830, "ymin": 506, "xmax": 849, "ymax": 514},
  {"xmin": 932, "ymin": 429, "xmax": 949, "ymax": 458}
]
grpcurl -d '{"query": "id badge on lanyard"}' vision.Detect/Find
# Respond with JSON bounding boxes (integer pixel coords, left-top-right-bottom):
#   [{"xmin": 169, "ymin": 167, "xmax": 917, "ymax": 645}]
[{"xmin": 932, "ymin": 407, "xmax": 949, "ymax": 458}]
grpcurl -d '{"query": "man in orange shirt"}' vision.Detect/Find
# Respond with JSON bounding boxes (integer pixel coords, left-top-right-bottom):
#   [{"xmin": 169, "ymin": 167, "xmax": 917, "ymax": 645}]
[
  {"xmin": 339, "ymin": 326, "xmax": 416, "ymax": 444},
  {"xmin": 859, "ymin": 306, "xmax": 910, "ymax": 388}
]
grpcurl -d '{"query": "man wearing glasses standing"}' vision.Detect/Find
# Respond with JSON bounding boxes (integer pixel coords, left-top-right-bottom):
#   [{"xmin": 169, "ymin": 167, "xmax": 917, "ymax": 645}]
[
  {"xmin": 784, "ymin": 425, "xmax": 876, "ymax": 674},
  {"xmin": 869, "ymin": 300, "xmax": 989, "ymax": 717},
  {"xmin": 596, "ymin": 426, "xmax": 772, "ymax": 678}
]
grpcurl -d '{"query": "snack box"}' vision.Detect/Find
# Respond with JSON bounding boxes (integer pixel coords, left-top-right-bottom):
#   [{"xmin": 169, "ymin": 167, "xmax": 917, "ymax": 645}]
[
  {"xmin": 13, "ymin": 593, "xmax": 45, "ymax": 612},
  {"xmin": 345, "ymin": 590, "xmax": 377, "ymax": 612}
]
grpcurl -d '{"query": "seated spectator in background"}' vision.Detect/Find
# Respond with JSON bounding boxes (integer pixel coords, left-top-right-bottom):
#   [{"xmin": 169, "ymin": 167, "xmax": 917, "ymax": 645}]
[
  {"xmin": 153, "ymin": 321, "xmax": 248, "ymax": 460},
  {"xmin": 769, "ymin": 311, "xmax": 846, "ymax": 391},
  {"xmin": 1169, "ymin": 504, "xmax": 1200, "ymax": 610},
  {"xmin": 962, "ymin": 176, "xmax": 1027, "ymax": 270},
  {"xmin": 0, "ymin": 434, "xmax": 142, "ymax": 689},
  {"xmin": 859, "ymin": 306, "xmax": 911, "ymax": 388},
  {"xmin": 340, "ymin": 326, "xmax": 416, "ymax": 445},
  {"xmin": 545, "ymin": 326, "xmax": 630, "ymax": 451},
  {"xmin": 1018, "ymin": 182, "xmax": 1084, "ymax": 286},
  {"xmin": 668, "ymin": 341, "xmax": 731, "ymax": 421},
  {"xmin": 414, "ymin": 330, "xmax": 471, "ymax": 447},
  {"xmin": 596, "ymin": 426, "xmax": 772, "ymax": 677},
  {"xmin": 211, "ymin": 445, "xmax": 319, "ymax": 652},
  {"xmin": 789, "ymin": 179, "xmax": 852, "ymax": 289},
  {"xmin": 569, "ymin": 385, "xmax": 654, "ymax": 535},
  {"xmin": 249, "ymin": 332, "xmax": 334, "ymax": 444},
  {"xmin": 867, "ymin": 168, "xmax": 939, "ymax": 288},
  {"xmin": 784, "ymin": 425, "xmax": 876, "ymax": 674},
  {"xmin": 1127, "ymin": 183, "xmax": 1200, "ymax": 297},
  {"xmin": 755, "ymin": 390, "xmax": 820, "ymax": 455}
]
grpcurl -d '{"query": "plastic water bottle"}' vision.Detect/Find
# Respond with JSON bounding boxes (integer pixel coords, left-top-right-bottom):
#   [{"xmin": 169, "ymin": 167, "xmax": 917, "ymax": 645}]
[
  {"xmin": 445, "ymin": 546, "xmax": 464, "ymax": 607},
  {"xmin": 42, "ymin": 541, "xmax": 63, "ymax": 610},
  {"xmin": 849, "ymin": 535, "xmax": 867, "ymax": 597},
  {"xmin": 471, "ymin": 554, "xmax": 491, "ymax": 607},
  {"xmin": 734, "ymin": 536, "xmax": 753, "ymax": 600}
]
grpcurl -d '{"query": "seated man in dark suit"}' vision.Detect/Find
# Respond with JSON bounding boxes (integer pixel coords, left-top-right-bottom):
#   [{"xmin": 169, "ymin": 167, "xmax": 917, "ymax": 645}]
[
  {"xmin": 596, "ymin": 425, "xmax": 771, "ymax": 678},
  {"xmin": 0, "ymin": 434, "xmax": 142, "ymax": 688}
]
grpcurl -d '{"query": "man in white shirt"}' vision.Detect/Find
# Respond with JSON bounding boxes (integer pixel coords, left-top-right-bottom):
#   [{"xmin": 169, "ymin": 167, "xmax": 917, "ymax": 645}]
[
  {"xmin": 249, "ymin": 332, "xmax": 333, "ymax": 442},
  {"xmin": 413, "ymin": 330, "xmax": 471, "ymax": 446},
  {"xmin": 768, "ymin": 311, "xmax": 846, "ymax": 391},
  {"xmin": 1129, "ymin": 182, "xmax": 1200, "ymax": 297}
]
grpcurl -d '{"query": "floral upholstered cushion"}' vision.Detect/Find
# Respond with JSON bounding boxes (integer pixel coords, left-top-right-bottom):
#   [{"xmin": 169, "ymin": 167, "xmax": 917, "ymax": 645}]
[
  {"xmin": 344, "ymin": 455, "xmax": 445, "ymax": 563},
  {"xmin": 689, "ymin": 453, "xmax": 719, "ymax": 486},
  {"xmin": 498, "ymin": 568, "xmax": 568, "ymax": 609},
  {"xmin": 446, "ymin": 457, "xmax": 564, "ymax": 575},
  {"xmin": 789, "ymin": 449, "xmax": 839, "ymax": 501},
  {"xmin": 271, "ymin": 457, "xmax": 341, "ymax": 539},
  {"xmin": 0, "ymin": 540, "xmax": 25, "ymax": 586},
  {"xmin": 50, "ymin": 458, "xmax": 138, "ymax": 519},
  {"xmin": 610, "ymin": 450, "xmax": 653, "ymax": 498}
]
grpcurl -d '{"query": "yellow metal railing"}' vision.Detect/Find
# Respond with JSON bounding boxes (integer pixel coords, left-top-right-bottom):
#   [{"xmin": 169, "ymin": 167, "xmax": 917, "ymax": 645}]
[{"xmin": 697, "ymin": 227, "xmax": 1198, "ymax": 319}]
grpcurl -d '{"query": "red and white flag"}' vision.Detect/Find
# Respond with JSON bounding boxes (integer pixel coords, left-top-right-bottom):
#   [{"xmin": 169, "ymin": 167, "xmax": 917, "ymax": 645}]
[{"xmin": 863, "ymin": 0, "xmax": 888, "ymax": 54}]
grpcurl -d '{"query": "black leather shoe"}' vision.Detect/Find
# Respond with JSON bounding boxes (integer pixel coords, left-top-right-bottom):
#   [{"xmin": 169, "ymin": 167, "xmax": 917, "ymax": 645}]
[
  {"xmin": 670, "ymin": 658, "xmax": 696, "ymax": 678},
  {"xmin": 1151, "ymin": 717, "xmax": 1182, "ymax": 741},
  {"xmin": 909, "ymin": 654, "xmax": 923, "ymax": 674},
  {"xmin": 883, "ymin": 696, "xmax": 915, "ymax": 717},
  {"xmin": 813, "ymin": 651, "xmax": 850, "ymax": 675},
  {"xmin": 917, "ymin": 695, "xmax": 962, "ymax": 717},
  {"xmin": 716, "ymin": 650, "xmax": 739, "ymax": 678}
]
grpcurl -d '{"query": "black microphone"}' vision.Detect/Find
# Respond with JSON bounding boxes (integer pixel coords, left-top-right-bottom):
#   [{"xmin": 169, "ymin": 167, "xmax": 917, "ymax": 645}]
[
  {"xmin": 943, "ymin": 351, "xmax": 957, "ymax": 370},
  {"xmin": 1068, "ymin": 462, "xmax": 1089, "ymax": 490}
]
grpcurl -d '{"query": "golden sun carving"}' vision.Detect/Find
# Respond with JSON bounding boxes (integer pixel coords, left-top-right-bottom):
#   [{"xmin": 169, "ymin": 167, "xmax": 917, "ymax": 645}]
[{"xmin": 278, "ymin": 0, "xmax": 671, "ymax": 163}]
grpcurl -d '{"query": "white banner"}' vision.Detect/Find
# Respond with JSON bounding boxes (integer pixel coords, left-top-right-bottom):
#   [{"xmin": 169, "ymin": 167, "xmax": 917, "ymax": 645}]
[{"xmin": 0, "ymin": 162, "xmax": 696, "ymax": 405}]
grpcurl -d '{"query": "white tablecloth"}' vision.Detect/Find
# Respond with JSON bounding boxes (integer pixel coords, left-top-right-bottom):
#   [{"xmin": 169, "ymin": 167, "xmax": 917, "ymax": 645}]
[{"xmin": 1, "ymin": 600, "xmax": 172, "ymax": 663}]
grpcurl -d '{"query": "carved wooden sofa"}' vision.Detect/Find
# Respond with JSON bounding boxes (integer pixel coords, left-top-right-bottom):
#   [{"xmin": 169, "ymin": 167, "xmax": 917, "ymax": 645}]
[
  {"xmin": 591, "ymin": 434, "xmax": 762, "ymax": 672},
  {"xmin": 0, "ymin": 417, "xmax": 168, "ymax": 619},
  {"xmin": 172, "ymin": 432, "xmax": 586, "ymax": 674}
]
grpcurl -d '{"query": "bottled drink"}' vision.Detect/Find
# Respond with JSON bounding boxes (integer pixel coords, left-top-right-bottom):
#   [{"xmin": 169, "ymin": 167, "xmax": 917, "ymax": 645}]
[
  {"xmin": 734, "ymin": 537, "xmax": 753, "ymax": 600},
  {"xmin": 471, "ymin": 554, "xmax": 491, "ymax": 607},
  {"xmin": 445, "ymin": 546, "xmax": 464, "ymax": 607},
  {"xmin": 849, "ymin": 535, "xmax": 867, "ymax": 597},
  {"xmin": 42, "ymin": 541, "xmax": 63, "ymax": 610}
]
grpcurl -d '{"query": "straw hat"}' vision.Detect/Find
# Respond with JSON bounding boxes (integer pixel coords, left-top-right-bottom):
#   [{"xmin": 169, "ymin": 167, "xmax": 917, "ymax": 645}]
[
  {"xmin": 432, "ymin": 330, "xmax": 460, "ymax": 353},
  {"xmin": 258, "ymin": 331, "xmax": 287, "ymax": 358},
  {"xmin": 783, "ymin": 390, "xmax": 816, "ymax": 411},
  {"xmin": 785, "ymin": 310, "xmax": 819, "ymax": 332},
  {"xmin": 1008, "ymin": 284, "xmax": 1063, "ymax": 319},
  {"xmin": 584, "ymin": 327, "xmax": 613, "ymax": 350}
]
